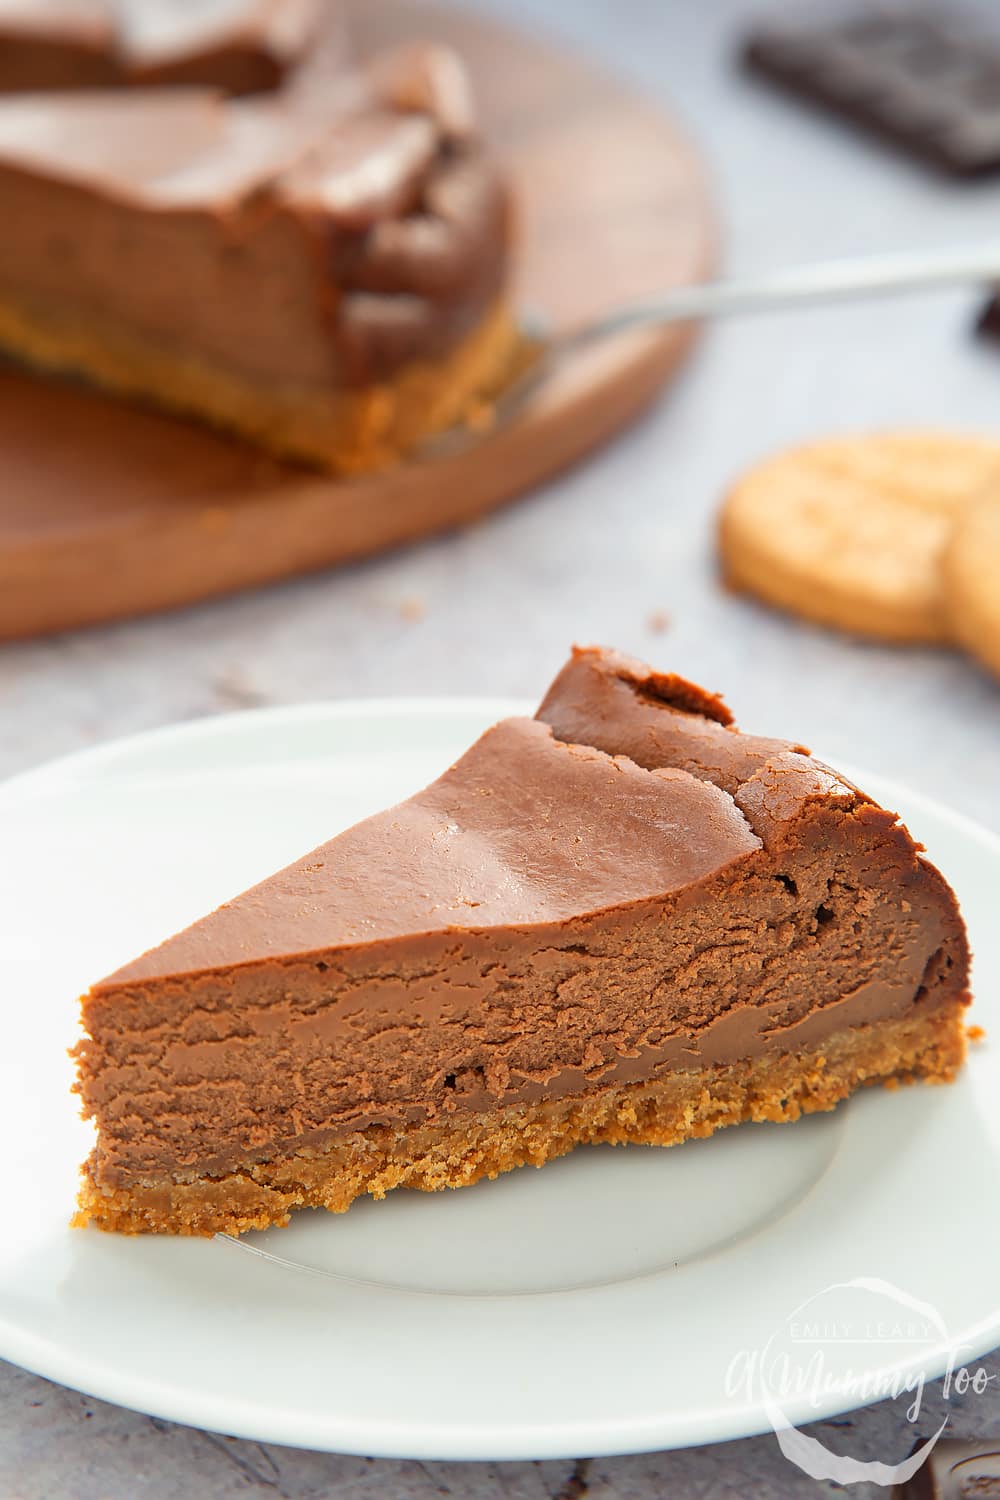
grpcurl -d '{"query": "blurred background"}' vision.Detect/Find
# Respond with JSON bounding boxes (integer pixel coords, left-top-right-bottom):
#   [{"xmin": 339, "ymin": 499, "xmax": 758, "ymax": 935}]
[{"xmin": 1, "ymin": 0, "xmax": 997, "ymax": 821}]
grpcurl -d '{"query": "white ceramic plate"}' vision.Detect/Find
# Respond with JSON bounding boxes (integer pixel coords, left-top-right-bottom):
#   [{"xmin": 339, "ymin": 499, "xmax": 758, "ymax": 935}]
[{"xmin": 0, "ymin": 699, "xmax": 998, "ymax": 1460}]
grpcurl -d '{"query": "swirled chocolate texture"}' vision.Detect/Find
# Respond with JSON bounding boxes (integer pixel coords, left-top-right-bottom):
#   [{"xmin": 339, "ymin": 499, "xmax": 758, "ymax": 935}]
[{"xmin": 72, "ymin": 646, "xmax": 971, "ymax": 1235}]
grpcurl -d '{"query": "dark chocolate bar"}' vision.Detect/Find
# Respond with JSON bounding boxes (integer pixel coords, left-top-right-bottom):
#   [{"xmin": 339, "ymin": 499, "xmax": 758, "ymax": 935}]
[
  {"xmin": 975, "ymin": 292, "xmax": 1000, "ymax": 341},
  {"xmin": 744, "ymin": 12, "xmax": 1000, "ymax": 177},
  {"xmin": 893, "ymin": 1438, "xmax": 1000, "ymax": 1497}
]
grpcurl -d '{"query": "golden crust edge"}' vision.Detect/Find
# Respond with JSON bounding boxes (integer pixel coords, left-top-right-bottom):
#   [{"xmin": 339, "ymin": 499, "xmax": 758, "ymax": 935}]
[{"xmin": 0, "ymin": 289, "xmax": 520, "ymax": 473}]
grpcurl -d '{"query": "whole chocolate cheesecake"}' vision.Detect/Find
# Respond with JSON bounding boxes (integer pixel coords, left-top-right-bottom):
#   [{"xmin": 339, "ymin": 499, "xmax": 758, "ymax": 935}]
[
  {"xmin": 72, "ymin": 647, "xmax": 971, "ymax": 1236},
  {"xmin": 0, "ymin": 0, "xmax": 329, "ymax": 95},
  {"xmin": 0, "ymin": 42, "xmax": 514, "ymax": 471}
]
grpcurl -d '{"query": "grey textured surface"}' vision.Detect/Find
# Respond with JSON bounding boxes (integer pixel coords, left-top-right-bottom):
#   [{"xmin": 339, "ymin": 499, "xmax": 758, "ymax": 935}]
[
  {"xmin": 2, "ymin": 0, "xmax": 1000, "ymax": 1494},
  {"xmin": 3, "ymin": 1354, "xmax": 1000, "ymax": 1500}
]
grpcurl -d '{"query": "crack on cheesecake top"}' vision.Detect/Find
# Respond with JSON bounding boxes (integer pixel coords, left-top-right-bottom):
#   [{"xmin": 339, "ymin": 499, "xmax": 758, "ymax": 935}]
[
  {"xmin": 538, "ymin": 643, "xmax": 825, "ymax": 804},
  {"xmin": 579, "ymin": 643, "xmax": 737, "ymax": 726}
]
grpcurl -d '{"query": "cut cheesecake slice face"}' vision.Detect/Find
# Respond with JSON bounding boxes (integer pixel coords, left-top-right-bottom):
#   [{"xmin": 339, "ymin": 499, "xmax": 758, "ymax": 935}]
[
  {"xmin": 0, "ymin": 44, "xmax": 515, "ymax": 471},
  {"xmin": 0, "ymin": 0, "xmax": 329, "ymax": 96},
  {"xmin": 72, "ymin": 646, "xmax": 971, "ymax": 1236}
]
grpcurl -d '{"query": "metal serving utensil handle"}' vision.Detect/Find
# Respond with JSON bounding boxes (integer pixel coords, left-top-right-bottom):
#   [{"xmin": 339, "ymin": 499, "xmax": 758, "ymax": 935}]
[
  {"xmin": 419, "ymin": 242, "xmax": 1000, "ymax": 458},
  {"xmin": 558, "ymin": 242, "xmax": 1000, "ymax": 354}
]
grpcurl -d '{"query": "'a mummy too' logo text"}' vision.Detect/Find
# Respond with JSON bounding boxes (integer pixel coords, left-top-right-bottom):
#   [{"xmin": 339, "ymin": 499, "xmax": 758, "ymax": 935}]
[{"xmin": 725, "ymin": 1277, "xmax": 996, "ymax": 1487}]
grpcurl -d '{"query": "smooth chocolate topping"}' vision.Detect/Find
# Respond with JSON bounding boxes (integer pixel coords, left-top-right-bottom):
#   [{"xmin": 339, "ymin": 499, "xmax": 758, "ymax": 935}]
[
  {"xmin": 75, "ymin": 648, "xmax": 970, "ymax": 1192},
  {"xmin": 103, "ymin": 718, "xmax": 763, "ymax": 981},
  {"xmin": 278, "ymin": 111, "xmax": 441, "ymax": 229},
  {"xmin": 0, "ymin": 91, "xmax": 230, "ymax": 191},
  {"xmin": 0, "ymin": 0, "xmax": 325, "ymax": 94},
  {"xmin": 361, "ymin": 42, "xmax": 475, "ymax": 145},
  {"xmin": 0, "ymin": 43, "xmax": 510, "ymax": 381},
  {"xmin": 0, "ymin": 67, "xmax": 459, "ymax": 210},
  {"xmin": 0, "ymin": 0, "xmax": 108, "ymax": 48},
  {"xmin": 119, "ymin": 0, "xmax": 320, "ymax": 70},
  {"xmin": 0, "ymin": 1, "xmax": 107, "ymax": 44}
]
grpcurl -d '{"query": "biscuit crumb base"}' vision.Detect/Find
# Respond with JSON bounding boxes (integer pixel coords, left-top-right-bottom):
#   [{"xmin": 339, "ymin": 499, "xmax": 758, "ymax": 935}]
[
  {"xmin": 74, "ymin": 1005, "xmax": 966, "ymax": 1237},
  {"xmin": 0, "ymin": 292, "xmax": 521, "ymax": 474}
]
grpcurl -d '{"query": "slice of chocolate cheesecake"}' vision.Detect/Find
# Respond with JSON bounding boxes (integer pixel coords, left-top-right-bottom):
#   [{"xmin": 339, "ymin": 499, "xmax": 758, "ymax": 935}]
[
  {"xmin": 0, "ymin": 44, "xmax": 514, "ymax": 471},
  {"xmin": 72, "ymin": 647, "xmax": 971, "ymax": 1236},
  {"xmin": 0, "ymin": 0, "xmax": 328, "ymax": 96}
]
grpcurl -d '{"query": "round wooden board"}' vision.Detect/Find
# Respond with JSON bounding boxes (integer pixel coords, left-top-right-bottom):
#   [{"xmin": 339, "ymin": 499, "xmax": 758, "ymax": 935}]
[{"xmin": 0, "ymin": 2, "xmax": 714, "ymax": 641}]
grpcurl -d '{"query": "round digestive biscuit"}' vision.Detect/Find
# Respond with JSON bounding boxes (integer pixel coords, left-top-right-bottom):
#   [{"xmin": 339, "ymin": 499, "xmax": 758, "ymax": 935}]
[
  {"xmin": 943, "ymin": 494, "xmax": 1000, "ymax": 680},
  {"xmin": 719, "ymin": 432, "xmax": 1000, "ymax": 643}
]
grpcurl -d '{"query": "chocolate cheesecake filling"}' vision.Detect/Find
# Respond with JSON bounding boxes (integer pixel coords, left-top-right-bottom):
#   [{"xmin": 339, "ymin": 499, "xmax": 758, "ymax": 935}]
[{"xmin": 74, "ymin": 650, "xmax": 969, "ymax": 1202}]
